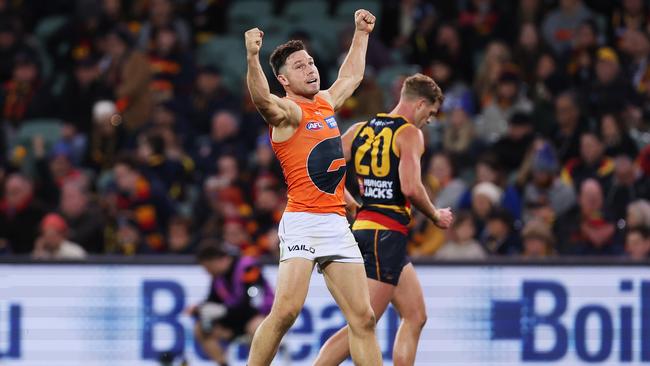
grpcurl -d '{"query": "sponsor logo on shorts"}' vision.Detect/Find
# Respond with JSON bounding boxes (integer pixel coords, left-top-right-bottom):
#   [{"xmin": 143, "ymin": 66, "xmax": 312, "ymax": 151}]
[
  {"xmin": 287, "ymin": 244, "xmax": 316, "ymax": 253},
  {"xmin": 325, "ymin": 116, "xmax": 337, "ymax": 128},
  {"xmin": 306, "ymin": 121, "xmax": 324, "ymax": 131}
]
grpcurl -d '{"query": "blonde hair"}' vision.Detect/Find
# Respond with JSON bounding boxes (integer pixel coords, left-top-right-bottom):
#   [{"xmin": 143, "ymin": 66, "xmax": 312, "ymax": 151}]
[{"xmin": 401, "ymin": 73, "xmax": 444, "ymax": 104}]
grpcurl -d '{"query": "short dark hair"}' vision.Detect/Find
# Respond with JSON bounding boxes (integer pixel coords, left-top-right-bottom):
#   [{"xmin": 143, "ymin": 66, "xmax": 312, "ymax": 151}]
[
  {"xmin": 114, "ymin": 154, "xmax": 139, "ymax": 171},
  {"xmin": 269, "ymin": 40, "xmax": 306, "ymax": 76},
  {"xmin": 196, "ymin": 239, "xmax": 227, "ymax": 262}
]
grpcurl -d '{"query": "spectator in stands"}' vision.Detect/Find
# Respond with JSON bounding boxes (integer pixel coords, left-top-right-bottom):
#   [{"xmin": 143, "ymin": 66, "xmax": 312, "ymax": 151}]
[
  {"xmin": 88, "ymin": 100, "xmax": 124, "ymax": 171},
  {"xmin": 476, "ymin": 65, "xmax": 533, "ymax": 143},
  {"xmin": 605, "ymin": 153, "xmax": 650, "ymax": 222},
  {"xmin": 137, "ymin": 0, "xmax": 191, "ymax": 50},
  {"xmin": 566, "ymin": 19, "xmax": 599, "ymax": 88},
  {"xmin": 625, "ymin": 226, "xmax": 650, "ymax": 260},
  {"xmin": 521, "ymin": 219, "xmax": 556, "ymax": 258},
  {"xmin": 556, "ymin": 178, "xmax": 620, "ymax": 255},
  {"xmin": 442, "ymin": 100, "xmax": 476, "ymax": 168},
  {"xmin": 474, "ymin": 40, "xmax": 511, "ymax": 107},
  {"xmin": 551, "ymin": 91, "xmax": 586, "ymax": 163},
  {"xmin": 619, "ymin": 29, "xmax": 650, "ymax": 94},
  {"xmin": 194, "ymin": 110, "xmax": 246, "ymax": 175},
  {"xmin": 136, "ymin": 131, "xmax": 191, "ymax": 201},
  {"xmin": 432, "ymin": 23, "xmax": 473, "ymax": 84},
  {"xmin": 111, "ymin": 155, "xmax": 176, "ymax": 253},
  {"xmin": 1, "ymin": 51, "xmax": 53, "ymax": 127},
  {"xmin": 427, "ymin": 152, "xmax": 466, "ymax": 210},
  {"xmin": 0, "ymin": 19, "xmax": 37, "ymax": 84},
  {"xmin": 58, "ymin": 56, "xmax": 112, "ymax": 136},
  {"xmin": 459, "ymin": 154, "xmax": 522, "ymax": 220},
  {"xmin": 0, "ymin": 173, "xmax": 45, "ymax": 254},
  {"xmin": 481, "ymin": 209, "xmax": 521, "ymax": 255},
  {"xmin": 102, "ymin": 26, "xmax": 152, "ymax": 132},
  {"xmin": 521, "ymin": 141, "xmax": 576, "ymax": 223},
  {"xmin": 513, "ymin": 22, "xmax": 547, "ymax": 86},
  {"xmin": 188, "ymin": 66, "xmax": 237, "ymax": 136},
  {"xmin": 435, "ymin": 211, "xmax": 486, "ymax": 260},
  {"xmin": 167, "ymin": 216, "xmax": 195, "ymax": 254},
  {"xmin": 490, "ymin": 112, "xmax": 535, "ymax": 173},
  {"xmin": 59, "ymin": 181, "xmax": 104, "ymax": 254},
  {"xmin": 626, "ymin": 199, "xmax": 650, "ymax": 229},
  {"xmin": 458, "ymin": 0, "xmax": 507, "ymax": 52},
  {"xmin": 250, "ymin": 185, "xmax": 282, "ymax": 259},
  {"xmin": 147, "ymin": 25, "xmax": 194, "ymax": 102},
  {"xmin": 516, "ymin": 0, "xmax": 544, "ymax": 26},
  {"xmin": 599, "ymin": 113, "xmax": 639, "ymax": 158},
  {"xmin": 610, "ymin": 0, "xmax": 649, "ymax": 41},
  {"xmin": 561, "ymin": 131, "xmax": 614, "ymax": 190},
  {"xmin": 471, "ymin": 181, "xmax": 502, "ymax": 231},
  {"xmin": 585, "ymin": 47, "xmax": 640, "ymax": 119},
  {"xmin": 542, "ymin": 0, "xmax": 593, "ymax": 55},
  {"xmin": 32, "ymin": 213, "xmax": 86, "ymax": 260},
  {"xmin": 33, "ymin": 138, "xmax": 85, "ymax": 207},
  {"xmin": 530, "ymin": 52, "xmax": 568, "ymax": 137},
  {"xmin": 249, "ymin": 134, "xmax": 283, "ymax": 189}
]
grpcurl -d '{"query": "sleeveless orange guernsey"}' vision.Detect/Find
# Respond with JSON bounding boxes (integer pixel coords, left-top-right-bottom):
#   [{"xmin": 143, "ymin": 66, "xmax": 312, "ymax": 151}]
[{"xmin": 271, "ymin": 96, "xmax": 346, "ymax": 216}]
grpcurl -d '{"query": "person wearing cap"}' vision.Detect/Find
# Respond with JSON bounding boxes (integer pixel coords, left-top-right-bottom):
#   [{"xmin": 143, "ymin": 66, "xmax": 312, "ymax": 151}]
[
  {"xmin": 521, "ymin": 219, "xmax": 556, "ymax": 258},
  {"xmin": 32, "ymin": 213, "xmax": 86, "ymax": 260},
  {"xmin": 522, "ymin": 141, "xmax": 576, "ymax": 223},
  {"xmin": 584, "ymin": 46, "xmax": 641, "ymax": 119},
  {"xmin": 191, "ymin": 241, "xmax": 273, "ymax": 366},
  {"xmin": 476, "ymin": 64, "xmax": 533, "ymax": 143}
]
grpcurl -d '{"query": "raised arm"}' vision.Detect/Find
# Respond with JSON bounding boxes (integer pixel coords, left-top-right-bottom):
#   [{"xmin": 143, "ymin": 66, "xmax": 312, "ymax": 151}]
[
  {"xmin": 245, "ymin": 28, "xmax": 300, "ymax": 127},
  {"xmin": 322, "ymin": 10, "xmax": 375, "ymax": 110},
  {"xmin": 396, "ymin": 125, "xmax": 454, "ymax": 229}
]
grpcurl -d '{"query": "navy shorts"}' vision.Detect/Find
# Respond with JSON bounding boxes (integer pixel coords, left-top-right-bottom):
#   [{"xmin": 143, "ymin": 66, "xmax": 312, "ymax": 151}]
[{"xmin": 353, "ymin": 229, "xmax": 410, "ymax": 286}]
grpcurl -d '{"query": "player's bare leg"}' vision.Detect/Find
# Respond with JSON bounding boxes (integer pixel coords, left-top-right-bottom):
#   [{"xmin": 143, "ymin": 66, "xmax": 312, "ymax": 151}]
[
  {"xmin": 321, "ymin": 261, "xmax": 383, "ymax": 365},
  {"xmin": 391, "ymin": 263, "xmax": 427, "ymax": 366},
  {"xmin": 314, "ymin": 277, "xmax": 394, "ymax": 365},
  {"xmin": 193, "ymin": 323, "xmax": 228, "ymax": 365},
  {"xmin": 247, "ymin": 258, "xmax": 314, "ymax": 365}
]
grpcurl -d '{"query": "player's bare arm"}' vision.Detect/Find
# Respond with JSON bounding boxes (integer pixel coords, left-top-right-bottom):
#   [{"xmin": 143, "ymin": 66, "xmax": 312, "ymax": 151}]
[
  {"xmin": 320, "ymin": 9, "xmax": 375, "ymax": 110},
  {"xmin": 245, "ymin": 28, "xmax": 301, "ymax": 127},
  {"xmin": 396, "ymin": 125, "xmax": 453, "ymax": 229},
  {"xmin": 341, "ymin": 121, "xmax": 366, "ymax": 161}
]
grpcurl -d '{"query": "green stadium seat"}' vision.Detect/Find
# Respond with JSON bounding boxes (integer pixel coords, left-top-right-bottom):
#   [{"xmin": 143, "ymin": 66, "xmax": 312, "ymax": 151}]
[
  {"xmin": 376, "ymin": 64, "xmax": 421, "ymax": 91},
  {"xmin": 335, "ymin": 0, "xmax": 380, "ymax": 19},
  {"xmin": 284, "ymin": 0, "xmax": 329, "ymax": 21},
  {"xmin": 228, "ymin": 1, "xmax": 273, "ymax": 34},
  {"xmin": 33, "ymin": 15, "xmax": 68, "ymax": 42},
  {"xmin": 17, "ymin": 119, "xmax": 63, "ymax": 147}
]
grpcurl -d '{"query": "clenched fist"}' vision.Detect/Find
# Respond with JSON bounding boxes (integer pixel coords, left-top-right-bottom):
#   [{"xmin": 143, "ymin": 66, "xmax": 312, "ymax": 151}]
[
  {"xmin": 245, "ymin": 28, "xmax": 264, "ymax": 56},
  {"xmin": 433, "ymin": 208, "xmax": 454, "ymax": 229},
  {"xmin": 354, "ymin": 9, "xmax": 376, "ymax": 34}
]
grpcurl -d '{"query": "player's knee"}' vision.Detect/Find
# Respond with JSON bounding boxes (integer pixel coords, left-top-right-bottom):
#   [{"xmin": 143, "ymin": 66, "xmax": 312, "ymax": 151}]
[
  {"xmin": 404, "ymin": 308, "xmax": 427, "ymax": 329},
  {"xmin": 271, "ymin": 306, "xmax": 301, "ymax": 333},
  {"xmin": 349, "ymin": 308, "xmax": 376, "ymax": 333}
]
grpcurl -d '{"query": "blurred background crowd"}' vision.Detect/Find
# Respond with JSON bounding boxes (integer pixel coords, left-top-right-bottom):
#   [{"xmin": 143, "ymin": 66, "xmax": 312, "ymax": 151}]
[{"xmin": 0, "ymin": 0, "xmax": 649, "ymax": 261}]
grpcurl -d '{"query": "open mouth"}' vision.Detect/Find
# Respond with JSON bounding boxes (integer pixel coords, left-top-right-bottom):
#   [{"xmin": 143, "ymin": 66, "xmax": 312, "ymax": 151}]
[{"xmin": 307, "ymin": 78, "xmax": 318, "ymax": 84}]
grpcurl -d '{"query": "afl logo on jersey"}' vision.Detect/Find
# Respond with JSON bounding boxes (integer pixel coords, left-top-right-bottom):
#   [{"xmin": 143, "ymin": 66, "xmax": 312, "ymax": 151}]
[{"xmin": 306, "ymin": 121, "xmax": 324, "ymax": 131}]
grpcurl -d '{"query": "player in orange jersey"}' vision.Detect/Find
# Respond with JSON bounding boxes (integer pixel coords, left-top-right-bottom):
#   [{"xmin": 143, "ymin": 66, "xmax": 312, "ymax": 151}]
[
  {"xmin": 244, "ymin": 9, "xmax": 382, "ymax": 366},
  {"xmin": 314, "ymin": 73, "xmax": 454, "ymax": 366}
]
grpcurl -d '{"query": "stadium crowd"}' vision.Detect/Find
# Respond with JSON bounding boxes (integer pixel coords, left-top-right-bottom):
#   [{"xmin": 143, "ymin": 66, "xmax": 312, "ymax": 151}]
[{"xmin": 0, "ymin": 0, "xmax": 649, "ymax": 260}]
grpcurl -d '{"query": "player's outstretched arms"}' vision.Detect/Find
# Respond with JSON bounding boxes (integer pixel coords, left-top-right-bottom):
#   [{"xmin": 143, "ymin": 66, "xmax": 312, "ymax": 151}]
[
  {"xmin": 245, "ymin": 28, "xmax": 300, "ymax": 127},
  {"xmin": 321, "ymin": 9, "xmax": 375, "ymax": 110},
  {"xmin": 396, "ymin": 125, "xmax": 454, "ymax": 229}
]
